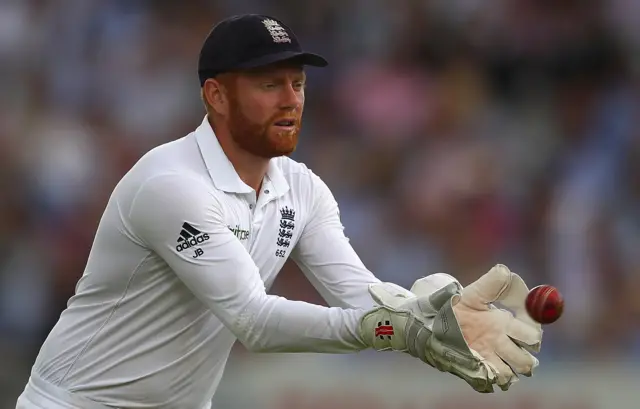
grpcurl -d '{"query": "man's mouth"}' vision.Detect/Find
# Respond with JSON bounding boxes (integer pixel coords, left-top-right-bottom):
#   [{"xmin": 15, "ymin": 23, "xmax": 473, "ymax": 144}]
[{"xmin": 273, "ymin": 119, "xmax": 296, "ymax": 129}]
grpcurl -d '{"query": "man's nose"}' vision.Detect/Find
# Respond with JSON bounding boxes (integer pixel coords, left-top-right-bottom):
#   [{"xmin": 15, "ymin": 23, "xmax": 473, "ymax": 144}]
[{"xmin": 279, "ymin": 84, "xmax": 302, "ymax": 110}]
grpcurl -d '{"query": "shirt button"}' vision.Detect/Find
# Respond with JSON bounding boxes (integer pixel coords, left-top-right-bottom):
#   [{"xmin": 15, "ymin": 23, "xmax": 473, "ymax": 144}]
[
  {"xmin": 249, "ymin": 204, "xmax": 254, "ymax": 209},
  {"xmin": 264, "ymin": 189, "xmax": 270, "ymax": 194}
]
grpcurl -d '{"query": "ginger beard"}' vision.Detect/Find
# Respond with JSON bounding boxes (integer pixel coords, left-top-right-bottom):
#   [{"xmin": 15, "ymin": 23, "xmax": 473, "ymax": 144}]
[{"xmin": 226, "ymin": 92, "xmax": 302, "ymax": 159}]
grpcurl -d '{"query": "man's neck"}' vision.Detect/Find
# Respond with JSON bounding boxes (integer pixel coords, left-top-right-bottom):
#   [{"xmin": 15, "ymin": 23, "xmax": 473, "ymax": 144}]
[
  {"xmin": 210, "ymin": 119, "xmax": 269, "ymax": 193},
  {"xmin": 225, "ymin": 145, "xmax": 269, "ymax": 194}
]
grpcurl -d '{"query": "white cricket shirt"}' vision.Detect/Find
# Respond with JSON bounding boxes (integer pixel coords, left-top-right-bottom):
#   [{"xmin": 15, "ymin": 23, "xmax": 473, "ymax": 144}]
[{"xmin": 24, "ymin": 117, "xmax": 382, "ymax": 408}]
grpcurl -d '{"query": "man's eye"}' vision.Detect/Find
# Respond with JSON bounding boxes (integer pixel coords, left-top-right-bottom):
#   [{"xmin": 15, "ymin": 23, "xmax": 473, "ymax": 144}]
[
  {"xmin": 293, "ymin": 82, "xmax": 305, "ymax": 90},
  {"xmin": 262, "ymin": 83, "xmax": 276, "ymax": 90}
]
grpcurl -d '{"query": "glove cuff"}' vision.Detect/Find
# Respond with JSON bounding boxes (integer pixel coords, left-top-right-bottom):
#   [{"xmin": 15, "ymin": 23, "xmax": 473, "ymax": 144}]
[{"xmin": 359, "ymin": 306, "xmax": 411, "ymax": 352}]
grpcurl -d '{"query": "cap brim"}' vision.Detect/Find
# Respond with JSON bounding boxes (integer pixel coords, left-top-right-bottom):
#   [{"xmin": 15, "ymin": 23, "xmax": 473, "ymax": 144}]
[{"xmin": 235, "ymin": 51, "xmax": 328, "ymax": 71}]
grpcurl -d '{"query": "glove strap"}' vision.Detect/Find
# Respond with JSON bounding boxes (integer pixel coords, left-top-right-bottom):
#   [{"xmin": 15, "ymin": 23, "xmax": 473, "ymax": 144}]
[{"xmin": 405, "ymin": 315, "xmax": 434, "ymax": 365}]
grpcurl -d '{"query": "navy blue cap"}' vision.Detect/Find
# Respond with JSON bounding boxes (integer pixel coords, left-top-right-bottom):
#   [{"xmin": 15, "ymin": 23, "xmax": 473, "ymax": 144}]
[{"xmin": 198, "ymin": 14, "xmax": 328, "ymax": 86}]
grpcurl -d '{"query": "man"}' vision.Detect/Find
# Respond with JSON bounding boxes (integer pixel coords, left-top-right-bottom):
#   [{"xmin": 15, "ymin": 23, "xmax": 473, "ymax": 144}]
[{"xmin": 16, "ymin": 14, "xmax": 543, "ymax": 409}]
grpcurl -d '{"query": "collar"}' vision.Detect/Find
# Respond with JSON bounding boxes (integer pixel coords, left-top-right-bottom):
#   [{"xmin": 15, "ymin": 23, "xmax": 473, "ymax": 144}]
[
  {"xmin": 265, "ymin": 157, "xmax": 290, "ymax": 198},
  {"xmin": 194, "ymin": 116, "xmax": 290, "ymax": 197}
]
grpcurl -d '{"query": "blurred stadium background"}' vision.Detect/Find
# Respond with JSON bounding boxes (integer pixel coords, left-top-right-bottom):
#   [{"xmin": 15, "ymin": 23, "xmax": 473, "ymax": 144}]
[{"xmin": 2, "ymin": 0, "xmax": 640, "ymax": 407}]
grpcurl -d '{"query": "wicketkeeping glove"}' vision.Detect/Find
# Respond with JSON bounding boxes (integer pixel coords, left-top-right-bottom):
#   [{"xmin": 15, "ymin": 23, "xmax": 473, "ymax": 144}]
[
  {"xmin": 416, "ymin": 265, "xmax": 543, "ymax": 390},
  {"xmin": 358, "ymin": 264, "xmax": 542, "ymax": 393}
]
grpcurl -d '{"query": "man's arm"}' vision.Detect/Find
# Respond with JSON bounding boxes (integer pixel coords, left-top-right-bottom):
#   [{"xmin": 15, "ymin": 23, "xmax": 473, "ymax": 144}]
[
  {"xmin": 124, "ymin": 173, "xmax": 524, "ymax": 393},
  {"xmin": 128, "ymin": 173, "xmax": 367, "ymax": 353},
  {"xmin": 290, "ymin": 171, "xmax": 381, "ymax": 310},
  {"xmin": 289, "ymin": 172, "xmax": 542, "ymax": 392}
]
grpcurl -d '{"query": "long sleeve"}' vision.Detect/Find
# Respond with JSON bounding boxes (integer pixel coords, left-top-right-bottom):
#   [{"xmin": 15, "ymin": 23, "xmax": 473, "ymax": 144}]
[
  {"xmin": 128, "ymin": 173, "xmax": 368, "ymax": 353},
  {"xmin": 291, "ymin": 172, "xmax": 382, "ymax": 310}
]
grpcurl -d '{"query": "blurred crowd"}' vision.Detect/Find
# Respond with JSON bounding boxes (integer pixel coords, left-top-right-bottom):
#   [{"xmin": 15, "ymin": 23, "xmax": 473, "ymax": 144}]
[{"xmin": 2, "ymin": 0, "xmax": 640, "ymax": 402}]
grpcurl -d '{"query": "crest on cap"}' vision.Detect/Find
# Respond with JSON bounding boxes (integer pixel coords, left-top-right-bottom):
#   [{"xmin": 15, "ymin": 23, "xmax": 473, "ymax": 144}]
[{"xmin": 262, "ymin": 18, "xmax": 291, "ymax": 44}]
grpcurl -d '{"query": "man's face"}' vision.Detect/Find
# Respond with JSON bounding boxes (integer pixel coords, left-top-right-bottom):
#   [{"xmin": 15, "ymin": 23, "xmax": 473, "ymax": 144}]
[{"xmin": 221, "ymin": 64, "xmax": 306, "ymax": 158}]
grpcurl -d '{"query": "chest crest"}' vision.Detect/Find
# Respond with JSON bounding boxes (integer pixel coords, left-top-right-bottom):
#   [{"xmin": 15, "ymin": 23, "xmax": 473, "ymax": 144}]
[{"xmin": 275, "ymin": 206, "xmax": 296, "ymax": 257}]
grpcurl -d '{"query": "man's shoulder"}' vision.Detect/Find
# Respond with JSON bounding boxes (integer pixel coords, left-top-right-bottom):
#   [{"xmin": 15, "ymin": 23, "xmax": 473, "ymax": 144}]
[
  {"xmin": 139, "ymin": 134, "xmax": 198, "ymax": 166},
  {"xmin": 272, "ymin": 156, "xmax": 333, "ymax": 202},
  {"xmin": 128, "ymin": 135, "xmax": 207, "ymax": 182},
  {"xmin": 116, "ymin": 135, "xmax": 213, "ymax": 203},
  {"xmin": 273, "ymin": 155, "xmax": 316, "ymax": 181}
]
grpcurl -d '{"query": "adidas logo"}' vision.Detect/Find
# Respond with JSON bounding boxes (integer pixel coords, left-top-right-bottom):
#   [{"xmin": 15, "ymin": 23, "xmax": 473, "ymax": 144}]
[{"xmin": 175, "ymin": 222, "xmax": 210, "ymax": 252}]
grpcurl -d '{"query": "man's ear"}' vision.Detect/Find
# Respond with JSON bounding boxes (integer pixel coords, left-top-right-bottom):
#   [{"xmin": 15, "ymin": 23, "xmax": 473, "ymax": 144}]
[{"xmin": 202, "ymin": 78, "xmax": 228, "ymax": 116}]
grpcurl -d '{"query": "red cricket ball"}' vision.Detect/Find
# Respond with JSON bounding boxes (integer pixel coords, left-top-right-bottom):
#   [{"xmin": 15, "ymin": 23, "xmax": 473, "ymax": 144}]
[{"xmin": 525, "ymin": 285, "xmax": 564, "ymax": 324}]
